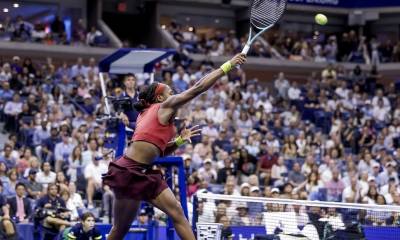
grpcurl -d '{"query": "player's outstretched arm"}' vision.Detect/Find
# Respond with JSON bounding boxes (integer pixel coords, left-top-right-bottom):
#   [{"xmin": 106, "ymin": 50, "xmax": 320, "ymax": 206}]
[{"xmin": 162, "ymin": 53, "xmax": 246, "ymax": 110}]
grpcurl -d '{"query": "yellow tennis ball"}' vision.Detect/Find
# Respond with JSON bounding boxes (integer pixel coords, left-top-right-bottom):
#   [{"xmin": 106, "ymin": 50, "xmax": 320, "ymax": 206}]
[{"xmin": 315, "ymin": 14, "xmax": 328, "ymax": 25}]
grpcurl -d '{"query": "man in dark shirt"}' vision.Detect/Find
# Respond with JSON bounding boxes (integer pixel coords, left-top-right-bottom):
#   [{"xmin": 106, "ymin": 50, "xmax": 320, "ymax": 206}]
[
  {"xmin": 25, "ymin": 169, "xmax": 43, "ymax": 199},
  {"xmin": 36, "ymin": 183, "xmax": 73, "ymax": 239},
  {"xmin": 213, "ymin": 130, "xmax": 232, "ymax": 155},
  {"xmin": 41, "ymin": 127, "xmax": 61, "ymax": 164},
  {"xmin": 118, "ymin": 73, "xmax": 139, "ymax": 137}
]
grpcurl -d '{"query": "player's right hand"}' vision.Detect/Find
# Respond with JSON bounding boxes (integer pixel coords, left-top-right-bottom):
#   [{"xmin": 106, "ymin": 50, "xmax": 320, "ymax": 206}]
[{"xmin": 230, "ymin": 53, "xmax": 247, "ymax": 66}]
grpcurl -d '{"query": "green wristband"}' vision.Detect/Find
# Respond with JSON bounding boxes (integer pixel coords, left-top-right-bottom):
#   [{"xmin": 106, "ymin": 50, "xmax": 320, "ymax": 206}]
[
  {"xmin": 220, "ymin": 61, "xmax": 232, "ymax": 74},
  {"xmin": 175, "ymin": 136, "xmax": 186, "ymax": 147}
]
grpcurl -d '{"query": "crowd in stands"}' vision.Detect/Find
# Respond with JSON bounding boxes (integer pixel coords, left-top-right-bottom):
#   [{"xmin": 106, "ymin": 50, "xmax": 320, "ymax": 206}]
[
  {"xmin": 0, "ymin": 15, "xmax": 109, "ymax": 47},
  {"xmin": 168, "ymin": 21, "xmax": 400, "ymax": 64},
  {"xmin": 0, "ymin": 47, "xmax": 400, "ymax": 238}
]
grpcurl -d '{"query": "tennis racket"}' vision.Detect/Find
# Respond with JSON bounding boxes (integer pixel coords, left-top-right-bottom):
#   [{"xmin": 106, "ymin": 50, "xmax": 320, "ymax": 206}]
[{"xmin": 241, "ymin": 0, "xmax": 287, "ymax": 55}]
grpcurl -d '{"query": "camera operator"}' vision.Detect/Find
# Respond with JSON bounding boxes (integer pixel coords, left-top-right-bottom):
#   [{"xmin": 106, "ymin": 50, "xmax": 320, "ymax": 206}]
[
  {"xmin": 64, "ymin": 212, "xmax": 101, "ymax": 240},
  {"xmin": 116, "ymin": 73, "xmax": 139, "ymax": 136},
  {"xmin": 35, "ymin": 183, "xmax": 73, "ymax": 240}
]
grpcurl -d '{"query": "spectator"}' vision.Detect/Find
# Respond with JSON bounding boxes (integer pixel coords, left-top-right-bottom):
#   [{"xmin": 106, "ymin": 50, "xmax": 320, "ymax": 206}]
[
  {"xmin": 86, "ymin": 27, "xmax": 102, "ymax": 46},
  {"xmin": 36, "ymin": 162, "xmax": 56, "ymax": 190},
  {"xmin": 288, "ymin": 162, "xmax": 306, "ymax": 187},
  {"xmin": 50, "ymin": 16, "xmax": 65, "ymax": 41},
  {"xmin": 83, "ymin": 152, "xmax": 109, "ymax": 209},
  {"xmin": 325, "ymin": 169, "xmax": 345, "ymax": 202},
  {"xmin": 198, "ymin": 158, "xmax": 217, "ymax": 183},
  {"xmin": 25, "ymin": 169, "xmax": 43, "ymax": 199},
  {"xmin": 54, "ymin": 132, "xmax": 75, "ymax": 172},
  {"xmin": 7, "ymin": 183, "xmax": 32, "ymax": 223},
  {"xmin": 3, "ymin": 94, "xmax": 23, "ymax": 133},
  {"xmin": 274, "ymin": 72, "xmax": 290, "ymax": 99},
  {"xmin": 0, "ymin": 145, "xmax": 17, "ymax": 170}
]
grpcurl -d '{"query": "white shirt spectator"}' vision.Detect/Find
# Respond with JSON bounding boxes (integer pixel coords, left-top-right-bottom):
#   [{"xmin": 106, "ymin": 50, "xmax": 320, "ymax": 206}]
[
  {"xmin": 36, "ymin": 171, "xmax": 56, "ymax": 189},
  {"xmin": 372, "ymin": 107, "xmax": 389, "ymax": 122},
  {"xmin": 206, "ymin": 107, "xmax": 225, "ymax": 124},
  {"xmin": 4, "ymin": 101, "xmax": 22, "ymax": 115},
  {"xmin": 342, "ymin": 185, "xmax": 360, "ymax": 202},
  {"xmin": 271, "ymin": 164, "xmax": 288, "ymax": 180},
  {"xmin": 198, "ymin": 165, "xmax": 217, "ymax": 183},
  {"xmin": 372, "ymin": 96, "xmax": 390, "ymax": 110},
  {"xmin": 84, "ymin": 161, "xmax": 108, "ymax": 185},
  {"xmin": 335, "ymin": 87, "xmax": 349, "ymax": 99},
  {"xmin": 288, "ymin": 86, "xmax": 301, "ymax": 100},
  {"xmin": 54, "ymin": 141, "xmax": 75, "ymax": 162},
  {"xmin": 256, "ymin": 98, "xmax": 273, "ymax": 113},
  {"xmin": 82, "ymin": 150, "xmax": 100, "ymax": 167},
  {"xmin": 274, "ymin": 73, "xmax": 290, "ymax": 98}
]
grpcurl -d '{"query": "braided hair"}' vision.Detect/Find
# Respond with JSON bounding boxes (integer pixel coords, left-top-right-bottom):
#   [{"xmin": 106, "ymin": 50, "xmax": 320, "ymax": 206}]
[{"xmin": 133, "ymin": 82, "xmax": 160, "ymax": 112}]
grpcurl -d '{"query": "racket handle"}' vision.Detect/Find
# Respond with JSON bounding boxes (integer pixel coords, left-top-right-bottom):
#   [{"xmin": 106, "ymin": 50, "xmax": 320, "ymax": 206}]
[{"xmin": 241, "ymin": 44, "xmax": 251, "ymax": 55}]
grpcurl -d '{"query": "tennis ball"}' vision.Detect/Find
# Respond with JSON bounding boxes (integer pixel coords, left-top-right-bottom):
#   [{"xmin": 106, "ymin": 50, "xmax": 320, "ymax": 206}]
[{"xmin": 315, "ymin": 14, "xmax": 328, "ymax": 25}]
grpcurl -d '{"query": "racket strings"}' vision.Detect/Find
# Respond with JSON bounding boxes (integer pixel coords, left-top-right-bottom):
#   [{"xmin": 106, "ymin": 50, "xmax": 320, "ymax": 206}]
[{"xmin": 250, "ymin": 0, "xmax": 286, "ymax": 30}]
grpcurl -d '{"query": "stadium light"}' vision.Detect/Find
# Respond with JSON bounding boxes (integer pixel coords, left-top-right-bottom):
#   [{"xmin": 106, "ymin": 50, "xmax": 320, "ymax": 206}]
[
  {"xmin": 13, "ymin": 3, "xmax": 19, "ymax": 8},
  {"xmin": 3, "ymin": 8, "xmax": 9, "ymax": 13}
]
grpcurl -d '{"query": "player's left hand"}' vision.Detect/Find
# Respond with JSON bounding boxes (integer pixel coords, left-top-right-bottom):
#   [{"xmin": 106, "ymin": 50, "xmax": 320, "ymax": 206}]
[{"xmin": 180, "ymin": 125, "xmax": 202, "ymax": 144}]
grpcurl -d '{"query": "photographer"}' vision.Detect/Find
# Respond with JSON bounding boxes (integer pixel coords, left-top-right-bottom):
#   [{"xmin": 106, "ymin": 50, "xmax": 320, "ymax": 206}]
[
  {"xmin": 63, "ymin": 212, "xmax": 101, "ymax": 240},
  {"xmin": 35, "ymin": 183, "xmax": 73, "ymax": 240},
  {"xmin": 116, "ymin": 73, "xmax": 139, "ymax": 136}
]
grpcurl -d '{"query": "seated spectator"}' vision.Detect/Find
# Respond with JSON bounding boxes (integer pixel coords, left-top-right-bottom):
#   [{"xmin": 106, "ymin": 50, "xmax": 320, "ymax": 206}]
[
  {"xmin": 54, "ymin": 132, "xmax": 75, "ymax": 173},
  {"xmin": 132, "ymin": 209, "xmax": 150, "ymax": 227},
  {"xmin": 86, "ymin": 27, "xmax": 102, "ymax": 46},
  {"xmin": 230, "ymin": 203, "xmax": 250, "ymax": 226},
  {"xmin": 36, "ymin": 162, "xmax": 56, "ymax": 190},
  {"xmin": 0, "ymin": 145, "xmax": 16, "ymax": 170},
  {"xmin": 271, "ymin": 156, "xmax": 288, "ymax": 184},
  {"xmin": 3, "ymin": 169, "xmax": 18, "ymax": 197},
  {"xmin": 288, "ymin": 162, "xmax": 306, "ymax": 188},
  {"xmin": 83, "ymin": 154, "xmax": 110, "ymax": 210},
  {"xmin": 7, "ymin": 182, "xmax": 32, "ymax": 223}
]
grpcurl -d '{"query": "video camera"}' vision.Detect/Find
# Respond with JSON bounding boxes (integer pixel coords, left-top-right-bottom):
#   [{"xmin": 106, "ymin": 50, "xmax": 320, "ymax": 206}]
[
  {"xmin": 108, "ymin": 96, "xmax": 136, "ymax": 113},
  {"xmin": 34, "ymin": 207, "xmax": 71, "ymax": 221}
]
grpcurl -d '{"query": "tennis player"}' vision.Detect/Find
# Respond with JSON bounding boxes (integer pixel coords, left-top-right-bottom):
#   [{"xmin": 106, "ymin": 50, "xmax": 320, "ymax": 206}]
[{"xmin": 103, "ymin": 53, "xmax": 246, "ymax": 239}]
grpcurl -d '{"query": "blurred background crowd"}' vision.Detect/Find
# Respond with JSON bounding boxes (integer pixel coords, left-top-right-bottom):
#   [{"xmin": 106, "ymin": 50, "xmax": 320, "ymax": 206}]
[
  {"xmin": 0, "ymin": 45, "xmax": 399, "ymax": 232},
  {"xmin": 0, "ymin": 15, "xmax": 109, "ymax": 47},
  {"xmin": 167, "ymin": 21, "xmax": 400, "ymax": 65}
]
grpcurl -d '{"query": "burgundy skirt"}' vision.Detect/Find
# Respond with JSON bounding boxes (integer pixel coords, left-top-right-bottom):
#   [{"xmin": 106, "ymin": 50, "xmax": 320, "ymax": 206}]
[{"xmin": 102, "ymin": 155, "xmax": 168, "ymax": 200}]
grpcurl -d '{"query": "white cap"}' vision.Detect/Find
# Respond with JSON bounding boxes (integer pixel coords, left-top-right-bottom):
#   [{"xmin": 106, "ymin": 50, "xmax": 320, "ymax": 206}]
[
  {"xmin": 236, "ymin": 202, "xmax": 248, "ymax": 209},
  {"xmin": 368, "ymin": 176, "xmax": 376, "ymax": 182},
  {"xmin": 240, "ymin": 183, "xmax": 250, "ymax": 191},
  {"xmin": 204, "ymin": 158, "xmax": 212, "ymax": 164},
  {"xmin": 386, "ymin": 161, "xmax": 396, "ymax": 167},
  {"xmin": 181, "ymin": 154, "xmax": 191, "ymax": 160},
  {"xmin": 250, "ymin": 186, "xmax": 260, "ymax": 192},
  {"xmin": 271, "ymin": 188, "xmax": 280, "ymax": 194},
  {"xmin": 372, "ymin": 162, "xmax": 380, "ymax": 168}
]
